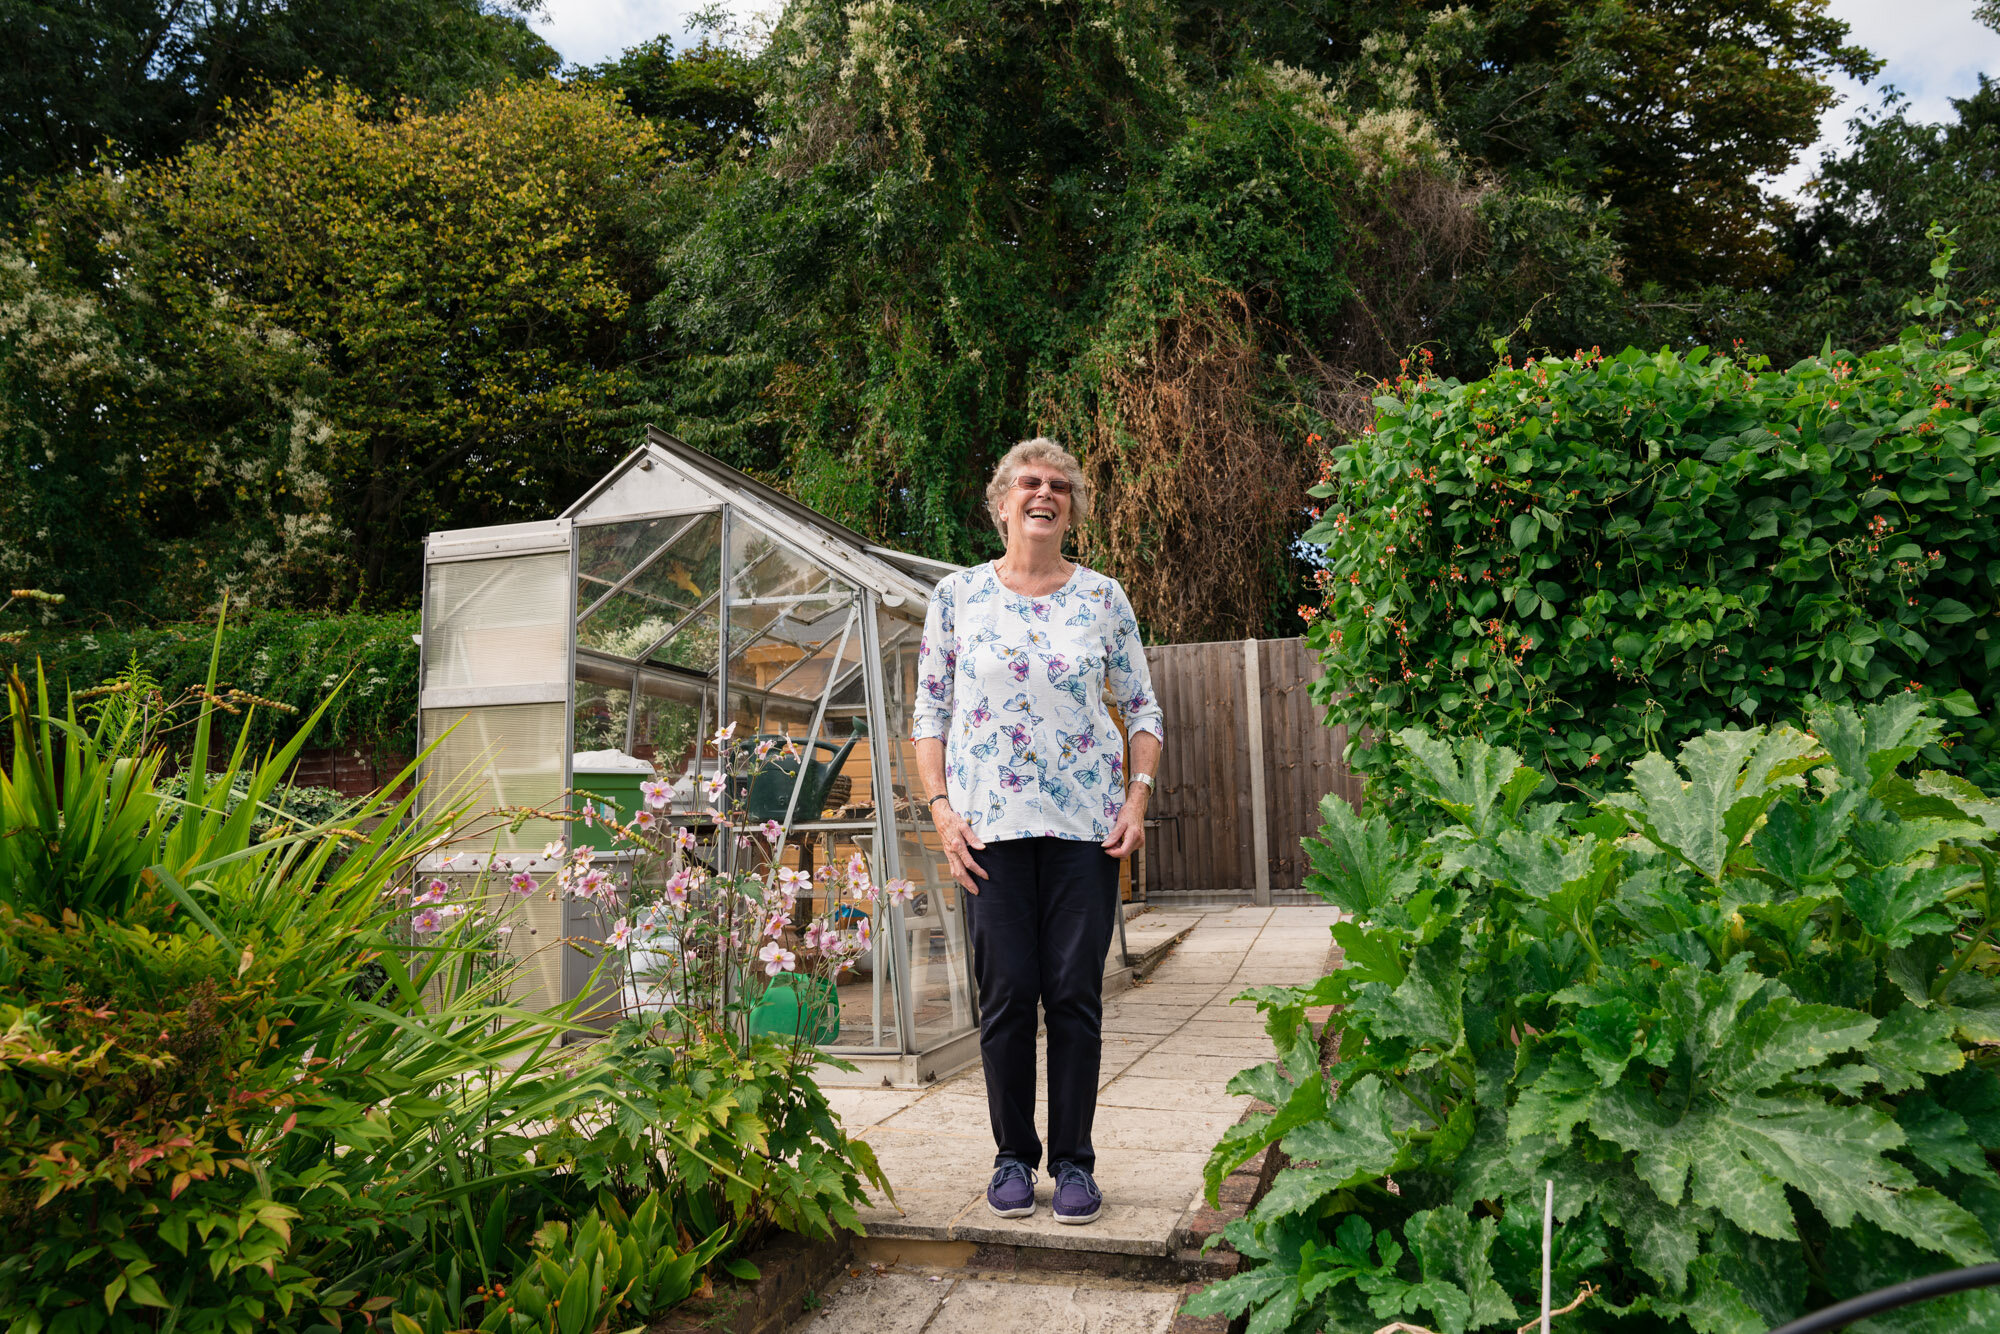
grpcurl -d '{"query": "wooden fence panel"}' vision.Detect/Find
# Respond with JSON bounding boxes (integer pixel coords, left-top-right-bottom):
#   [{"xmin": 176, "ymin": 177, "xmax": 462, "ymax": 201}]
[{"xmin": 1143, "ymin": 637, "xmax": 1359, "ymax": 895}]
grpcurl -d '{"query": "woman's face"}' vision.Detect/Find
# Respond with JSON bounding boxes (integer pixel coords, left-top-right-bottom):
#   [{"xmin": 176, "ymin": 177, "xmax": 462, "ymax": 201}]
[{"xmin": 1000, "ymin": 463, "xmax": 1073, "ymax": 547}]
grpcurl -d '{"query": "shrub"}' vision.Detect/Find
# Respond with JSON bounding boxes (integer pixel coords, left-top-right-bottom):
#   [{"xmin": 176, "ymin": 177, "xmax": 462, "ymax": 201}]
[
  {"xmin": 0, "ymin": 654, "xmax": 886, "ymax": 1332},
  {"xmin": 1304, "ymin": 320, "xmax": 2000, "ymax": 798},
  {"xmin": 0, "ymin": 610, "xmax": 418, "ymax": 760},
  {"xmin": 1194, "ymin": 697, "xmax": 2000, "ymax": 1333},
  {"xmin": 155, "ymin": 773, "xmax": 350, "ymax": 832}
]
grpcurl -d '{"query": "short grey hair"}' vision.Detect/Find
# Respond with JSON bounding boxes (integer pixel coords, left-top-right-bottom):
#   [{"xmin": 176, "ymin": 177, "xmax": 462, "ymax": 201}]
[{"xmin": 985, "ymin": 437, "xmax": 1090, "ymax": 540}]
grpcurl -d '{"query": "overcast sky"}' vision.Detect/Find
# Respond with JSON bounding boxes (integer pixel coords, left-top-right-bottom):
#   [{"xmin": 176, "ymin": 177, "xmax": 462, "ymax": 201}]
[
  {"xmin": 533, "ymin": 0, "xmax": 768, "ymax": 67},
  {"xmin": 533, "ymin": 0, "xmax": 2000, "ymax": 197}
]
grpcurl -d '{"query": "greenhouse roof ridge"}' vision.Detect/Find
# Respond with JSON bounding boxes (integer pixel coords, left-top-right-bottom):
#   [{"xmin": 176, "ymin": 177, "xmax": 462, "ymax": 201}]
[{"xmin": 559, "ymin": 428, "xmax": 961, "ymax": 604}]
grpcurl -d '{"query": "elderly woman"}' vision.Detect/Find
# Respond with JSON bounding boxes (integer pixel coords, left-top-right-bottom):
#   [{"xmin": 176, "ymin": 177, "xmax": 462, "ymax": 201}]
[{"xmin": 913, "ymin": 437, "xmax": 1164, "ymax": 1227}]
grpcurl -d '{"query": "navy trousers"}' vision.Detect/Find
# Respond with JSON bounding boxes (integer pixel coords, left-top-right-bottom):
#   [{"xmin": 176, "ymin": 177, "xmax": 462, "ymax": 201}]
[{"xmin": 962, "ymin": 836, "xmax": 1121, "ymax": 1172}]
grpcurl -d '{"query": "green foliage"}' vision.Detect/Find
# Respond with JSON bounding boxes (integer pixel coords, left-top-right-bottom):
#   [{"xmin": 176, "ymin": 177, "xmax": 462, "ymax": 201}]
[
  {"xmin": 579, "ymin": 34, "xmax": 767, "ymax": 163},
  {"xmin": 1305, "ymin": 321, "xmax": 2000, "ymax": 798},
  {"xmin": 2, "ymin": 79, "xmax": 669, "ymax": 614},
  {"xmin": 1194, "ymin": 699, "xmax": 2000, "ymax": 1333},
  {"xmin": 0, "ymin": 646, "xmax": 885, "ymax": 1331},
  {"xmin": 0, "ymin": 173, "xmax": 346, "ymax": 619},
  {"xmin": 388, "ymin": 1196, "xmax": 731, "ymax": 1334},
  {"xmin": 0, "ymin": 0, "xmax": 558, "ymax": 205},
  {"xmin": 538, "ymin": 1017, "xmax": 889, "ymax": 1252},
  {"xmin": 1766, "ymin": 80, "xmax": 2000, "ymax": 361},
  {"xmin": 0, "ymin": 611, "xmax": 418, "ymax": 757},
  {"xmin": 1276, "ymin": 0, "xmax": 1879, "ymax": 290},
  {"xmin": 153, "ymin": 775, "xmax": 351, "ymax": 834},
  {"xmin": 659, "ymin": 0, "xmax": 1628, "ymax": 640}
]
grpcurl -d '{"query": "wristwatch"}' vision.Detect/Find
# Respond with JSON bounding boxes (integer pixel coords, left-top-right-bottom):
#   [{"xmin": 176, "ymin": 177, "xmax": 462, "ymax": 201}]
[
  {"xmin": 1130, "ymin": 773, "xmax": 1155, "ymax": 791},
  {"xmin": 929, "ymin": 794, "xmax": 953, "ymax": 809}
]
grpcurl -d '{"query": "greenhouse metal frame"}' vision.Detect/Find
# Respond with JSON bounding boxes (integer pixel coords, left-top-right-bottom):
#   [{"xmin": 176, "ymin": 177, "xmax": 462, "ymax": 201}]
[{"xmin": 414, "ymin": 428, "xmax": 990, "ymax": 1083}]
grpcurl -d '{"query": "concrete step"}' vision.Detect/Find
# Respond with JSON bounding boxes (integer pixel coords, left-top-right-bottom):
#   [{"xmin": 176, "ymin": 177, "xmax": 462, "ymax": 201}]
[
  {"xmin": 794, "ymin": 1260, "xmax": 1229, "ymax": 1334},
  {"xmin": 822, "ymin": 908, "xmax": 1335, "ymax": 1298},
  {"xmin": 1120, "ymin": 911, "xmax": 1201, "ymax": 978}
]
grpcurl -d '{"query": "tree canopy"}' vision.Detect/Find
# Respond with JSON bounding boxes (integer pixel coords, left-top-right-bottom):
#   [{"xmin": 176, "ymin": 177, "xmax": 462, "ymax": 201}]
[
  {"xmin": 3, "ymin": 0, "xmax": 1995, "ymax": 646},
  {"xmin": 2, "ymin": 79, "xmax": 668, "ymax": 614},
  {"xmin": 0, "ymin": 0, "xmax": 558, "ymax": 207}
]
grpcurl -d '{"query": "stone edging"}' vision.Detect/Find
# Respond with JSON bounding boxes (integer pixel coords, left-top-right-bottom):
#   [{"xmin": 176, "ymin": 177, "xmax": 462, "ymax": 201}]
[
  {"xmin": 1167, "ymin": 930, "xmax": 1344, "ymax": 1334},
  {"xmin": 649, "ymin": 1232, "xmax": 854, "ymax": 1334}
]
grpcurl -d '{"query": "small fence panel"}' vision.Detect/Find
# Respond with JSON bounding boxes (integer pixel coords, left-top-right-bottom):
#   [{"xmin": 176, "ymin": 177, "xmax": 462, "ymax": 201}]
[{"xmin": 1143, "ymin": 637, "xmax": 1360, "ymax": 896}]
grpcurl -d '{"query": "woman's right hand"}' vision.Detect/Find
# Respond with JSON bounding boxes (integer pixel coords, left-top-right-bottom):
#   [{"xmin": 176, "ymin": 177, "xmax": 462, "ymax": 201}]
[{"xmin": 935, "ymin": 803, "xmax": 991, "ymax": 894}]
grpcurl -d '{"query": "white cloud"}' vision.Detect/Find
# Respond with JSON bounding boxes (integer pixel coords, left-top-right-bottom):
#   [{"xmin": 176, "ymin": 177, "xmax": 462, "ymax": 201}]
[
  {"xmin": 531, "ymin": 0, "xmax": 772, "ymax": 68},
  {"xmin": 1768, "ymin": 0, "xmax": 2000, "ymax": 198}
]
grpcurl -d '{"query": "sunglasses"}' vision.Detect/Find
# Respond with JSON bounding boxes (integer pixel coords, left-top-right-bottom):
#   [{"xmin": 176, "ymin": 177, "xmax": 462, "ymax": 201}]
[{"xmin": 1013, "ymin": 473, "xmax": 1073, "ymax": 495}]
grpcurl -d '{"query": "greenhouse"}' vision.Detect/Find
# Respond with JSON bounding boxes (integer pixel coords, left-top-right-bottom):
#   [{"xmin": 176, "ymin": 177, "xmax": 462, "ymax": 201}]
[{"xmin": 415, "ymin": 429, "xmax": 996, "ymax": 1082}]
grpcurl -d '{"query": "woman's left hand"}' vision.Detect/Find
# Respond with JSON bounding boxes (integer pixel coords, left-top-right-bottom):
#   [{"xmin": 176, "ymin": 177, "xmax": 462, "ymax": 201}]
[{"xmin": 1102, "ymin": 785, "xmax": 1147, "ymax": 859}]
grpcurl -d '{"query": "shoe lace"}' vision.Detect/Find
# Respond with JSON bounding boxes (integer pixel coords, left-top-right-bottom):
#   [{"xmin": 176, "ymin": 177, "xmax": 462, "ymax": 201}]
[
  {"xmin": 1054, "ymin": 1163, "xmax": 1097, "ymax": 1199},
  {"xmin": 994, "ymin": 1161, "xmax": 1036, "ymax": 1192}
]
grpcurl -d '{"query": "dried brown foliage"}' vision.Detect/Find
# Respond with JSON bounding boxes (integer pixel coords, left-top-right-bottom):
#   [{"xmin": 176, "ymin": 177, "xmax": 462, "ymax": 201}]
[
  {"xmin": 1062, "ymin": 166, "xmax": 1490, "ymax": 643},
  {"xmin": 1326, "ymin": 168, "xmax": 1489, "ymax": 371},
  {"xmin": 1068, "ymin": 294, "xmax": 1305, "ymax": 644}
]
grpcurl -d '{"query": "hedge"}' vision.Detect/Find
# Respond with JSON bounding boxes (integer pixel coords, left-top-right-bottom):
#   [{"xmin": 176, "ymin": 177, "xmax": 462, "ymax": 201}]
[{"xmin": 0, "ymin": 611, "xmax": 418, "ymax": 757}]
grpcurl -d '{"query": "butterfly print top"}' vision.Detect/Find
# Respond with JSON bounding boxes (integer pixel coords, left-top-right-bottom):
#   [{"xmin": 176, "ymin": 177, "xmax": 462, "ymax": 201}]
[{"xmin": 914, "ymin": 562, "xmax": 1164, "ymax": 842}]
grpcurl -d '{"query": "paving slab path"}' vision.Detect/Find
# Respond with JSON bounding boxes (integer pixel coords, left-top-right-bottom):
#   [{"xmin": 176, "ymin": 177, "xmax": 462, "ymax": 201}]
[{"xmin": 795, "ymin": 904, "xmax": 1341, "ymax": 1333}]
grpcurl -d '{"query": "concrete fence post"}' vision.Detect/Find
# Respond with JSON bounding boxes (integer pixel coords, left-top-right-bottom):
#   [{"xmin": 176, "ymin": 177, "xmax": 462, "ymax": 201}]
[{"xmin": 1244, "ymin": 638, "xmax": 1271, "ymax": 906}]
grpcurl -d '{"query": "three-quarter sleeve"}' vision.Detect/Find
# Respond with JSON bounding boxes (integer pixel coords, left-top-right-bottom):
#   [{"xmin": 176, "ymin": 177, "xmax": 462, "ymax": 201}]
[
  {"xmin": 912, "ymin": 576, "xmax": 957, "ymax": 742},
  {"xmin": 1105, "ymin": 582, "xmax": 1163, "ymax": 740}
]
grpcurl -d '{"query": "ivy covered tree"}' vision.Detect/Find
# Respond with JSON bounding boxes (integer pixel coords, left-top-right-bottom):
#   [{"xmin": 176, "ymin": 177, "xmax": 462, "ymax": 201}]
[
  {"xmin": 1191, "ymin": 0, "xmax": 1881, "ymax": 291},
  {"xmin": 649, "ymin": 0, "xmax": 1630, "ymax": 641}
]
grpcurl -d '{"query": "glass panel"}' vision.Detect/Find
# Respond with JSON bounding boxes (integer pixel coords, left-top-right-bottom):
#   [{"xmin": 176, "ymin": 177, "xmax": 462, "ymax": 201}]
[
  {"xmin": 817, "ymin": 824, "xmax": 897, "ymax": 1050},
  {"xmin": 420, "ymin": 702, "xmax": 567, "ymax": 851},
  {"xmin": 572, "ymin": 657, "xmax": 633, "ymax": 755},
  {"xmin": 576, "ymin": 511, "xmax": 723, "ymax": 669},
  {"xmin": 701, "ymin": 665, "xmax": 896, "ymax": 1049},
  {"xmin": 632, "ymin": 667, "xmax": 709, "ymax": 783},
  {"xmin": 724, "ymin": 526, "xmax": 852, "ymax": 665},
  {"xmin": 424, "ymin": 553, "xmax": 569, "ymax": 691},
  {"xmin": 874, "ymin": 598, "xmax": 975, "ymax": 1049},
  {"xmin": 757, "ymin": 604, "xmax": 865, "ymax": 702},
  {"xmin": 576, "ymin": 512, "xmax": 703, "ymax": 606}
]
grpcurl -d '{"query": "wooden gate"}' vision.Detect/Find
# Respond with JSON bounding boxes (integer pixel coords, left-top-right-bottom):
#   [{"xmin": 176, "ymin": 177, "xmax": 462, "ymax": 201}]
[{"xmin": 1140, "ymin": 637, "xmax": 1362, "ymax": 899}]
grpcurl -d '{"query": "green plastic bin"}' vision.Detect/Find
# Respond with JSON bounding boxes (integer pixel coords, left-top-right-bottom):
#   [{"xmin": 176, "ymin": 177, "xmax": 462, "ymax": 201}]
[{"xmin": 571, "ymin": 750, "xmax": 654, "ymax": 851}]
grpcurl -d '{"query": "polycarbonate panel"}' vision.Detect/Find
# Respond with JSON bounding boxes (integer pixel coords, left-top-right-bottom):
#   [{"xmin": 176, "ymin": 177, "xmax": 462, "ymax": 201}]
[
  {"xmin": 417, "ymin": 871, "xmax": 565, "ymax": 1018},
  {"xmin": 420, "ymin": 702, "xmax": 567, "ymax": 851},
  {"xmin": 424, "ymin": 553, "xmax": 570, "ymax": 692},
  {"xmin": 499, "ymin": 888, "xmax": 566, "ymax": 1015}
]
